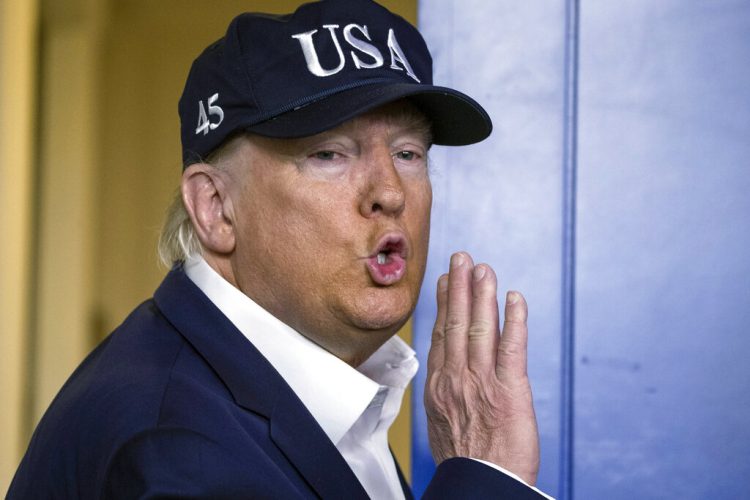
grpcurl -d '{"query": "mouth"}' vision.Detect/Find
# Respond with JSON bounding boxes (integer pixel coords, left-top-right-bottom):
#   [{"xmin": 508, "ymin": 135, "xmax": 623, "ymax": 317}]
[{"xmin": 366, "ymin": 234, "xmax": 408, "ymax": 286}]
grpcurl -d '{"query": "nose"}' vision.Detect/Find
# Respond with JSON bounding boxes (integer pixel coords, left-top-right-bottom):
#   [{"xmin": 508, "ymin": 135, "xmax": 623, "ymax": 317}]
[{"xmin": 359, "ymin": 148, "xmax": 406, "ymax": 218}]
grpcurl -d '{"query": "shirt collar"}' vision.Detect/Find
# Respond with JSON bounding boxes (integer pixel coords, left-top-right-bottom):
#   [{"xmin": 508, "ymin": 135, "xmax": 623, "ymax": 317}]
[{"xmin": 184, "ymin": 256, "xmax": 418, "ymax": 445}]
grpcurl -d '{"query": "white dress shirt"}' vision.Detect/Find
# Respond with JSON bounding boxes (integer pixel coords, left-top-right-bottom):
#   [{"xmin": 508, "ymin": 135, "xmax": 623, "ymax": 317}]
[{"xmin": 185, "ymin": 256, "xmax": 553, "ymax": 500}]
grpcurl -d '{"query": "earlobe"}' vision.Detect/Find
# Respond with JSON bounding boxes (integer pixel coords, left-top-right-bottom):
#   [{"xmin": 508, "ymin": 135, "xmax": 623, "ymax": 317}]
[{"xmin": 181, "ymin": 164, "xmax": 236, "ymax": 254}]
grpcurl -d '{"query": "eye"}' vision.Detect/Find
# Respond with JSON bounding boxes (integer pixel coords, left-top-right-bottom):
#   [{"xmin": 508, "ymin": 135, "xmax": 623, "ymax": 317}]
[
  {"xmin": 312, "ymin": 150, "xmax": 338, "ymax": 161},
  {"xmin": 300, "ymin": 147, "xmax": 351, "ymax": 178},
  {"xmin": 394, "ymin": 150, "xmax": 417, "ymax": 161},
  {"xmin": 392, "ymin": 147, "xmax": 428, "ymax": 177}
]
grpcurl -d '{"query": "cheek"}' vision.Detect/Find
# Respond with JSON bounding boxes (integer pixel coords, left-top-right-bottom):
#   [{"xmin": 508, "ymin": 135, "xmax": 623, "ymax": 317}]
[
  {"xmin": 408, "ymin": 181, "xmax": 433, "ymax": 245},
  {"xmin": 251, "ymin": 186, "xmax": 353, "ymax": 268}
]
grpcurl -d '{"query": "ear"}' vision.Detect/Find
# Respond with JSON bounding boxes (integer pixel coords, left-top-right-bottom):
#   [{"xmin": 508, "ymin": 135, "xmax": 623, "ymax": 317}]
[{"xmin": 181, "ymin": 164, "xmax": 235, "ymax": 255}]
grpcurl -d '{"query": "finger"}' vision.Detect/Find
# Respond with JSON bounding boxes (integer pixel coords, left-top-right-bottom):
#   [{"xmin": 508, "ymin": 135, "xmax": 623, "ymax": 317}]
[
  {"xmin": 496, "ymin": 291, "xmax": 529, "ymax": 379},
  {"xmin": 444, "ymin": 252, "xmax": 474, "ymax": 367},
  {"xmin": 427, "ymin": 274, "xmax": 449, "ymax": 374},
  {"xmin": 467, "ymin": 264, "xmax": 500, "ymax": 372}
]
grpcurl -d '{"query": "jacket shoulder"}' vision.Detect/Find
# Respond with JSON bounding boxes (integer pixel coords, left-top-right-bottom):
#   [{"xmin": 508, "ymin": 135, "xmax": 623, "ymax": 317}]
[{"xmin": 8, "ymin": 298, "xmax": 193, "ymax": 499}]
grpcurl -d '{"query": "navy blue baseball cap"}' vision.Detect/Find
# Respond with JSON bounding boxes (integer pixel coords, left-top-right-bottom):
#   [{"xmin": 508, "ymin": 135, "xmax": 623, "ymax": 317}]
[{"xmin": 179, "ymin": 0, "xmax": 492, "ymax": 166}]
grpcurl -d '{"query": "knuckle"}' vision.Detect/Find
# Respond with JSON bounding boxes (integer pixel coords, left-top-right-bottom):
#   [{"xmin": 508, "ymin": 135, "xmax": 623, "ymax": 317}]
[
  {"xmin": 449, "ymin": 282, "xmax": 471, "ymax": 294},
  {"xmin": 431, "ymin": 325, "xmax": 445, "ymax": 341},
  {"xmin": 444, "ymin": 314, "xmax": 467, "ymax": 333},
  {"xmin": 500, "ymin": 336, "xmax": 526, "ymax": 354},
  {"xmin": 472, "ymin": 282, "xmax": 496, "ymax": 299},
  {"xmin": 497, "ymin": 344, "xmax": 522, "ymax": 360},
  {"xmin": 467, "ymin": 319, "xmax": 492, "ymax": 339},
  {"xmin": 503, "ymin": 315, "xmax": 527, "ymax": 325},
  {"xmin": 429, "ymin": 371, "xmax": 459, "ymax": 395},
  {"xmin": 465, "ymin": 364, "xmax": 490, "ymax": 380},
  {"xmin": 426, "ymin": 375, "xmax": 452, "ymax": 410}
]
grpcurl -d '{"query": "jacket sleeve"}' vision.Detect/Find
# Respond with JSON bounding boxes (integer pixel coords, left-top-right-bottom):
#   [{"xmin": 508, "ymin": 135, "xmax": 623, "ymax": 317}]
[{"xmin": 422, "ymin": 458, "xmax": 548, "ymax": 499}]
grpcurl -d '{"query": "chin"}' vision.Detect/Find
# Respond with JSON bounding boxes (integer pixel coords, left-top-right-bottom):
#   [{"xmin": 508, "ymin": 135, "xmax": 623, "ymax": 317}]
[
  {"xmin": 344, "ymin": 287, "xmax": 416, "ymax": 333},
  {"xmin": 349, "ymin": 313, "xmax": 409, "ymax": 334}
]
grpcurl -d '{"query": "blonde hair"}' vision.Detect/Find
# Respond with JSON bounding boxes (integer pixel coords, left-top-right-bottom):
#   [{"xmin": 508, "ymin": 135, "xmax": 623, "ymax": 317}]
[
  {"xmin": 157, "ymin": 133, "xmax": 248, "ymax": 268},
  {"xmin": 157, "ymin": 191, "xmax": 200, "ymax": 268}
]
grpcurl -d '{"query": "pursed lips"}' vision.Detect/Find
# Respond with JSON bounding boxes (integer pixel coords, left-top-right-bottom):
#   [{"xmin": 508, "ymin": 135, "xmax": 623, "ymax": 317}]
[{"xmin": 364, "ymin": 233, "xmax": 409, "ymax": 286}]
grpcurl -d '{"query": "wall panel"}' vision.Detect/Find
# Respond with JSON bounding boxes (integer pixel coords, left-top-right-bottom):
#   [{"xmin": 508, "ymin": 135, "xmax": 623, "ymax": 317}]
[
  {"xmin": 417, "ymin": 0, "xmax": 750, "ymax": 498},
  {"xmin": 0, "ymin": 0, "xmax": 38, "ymax": 492},
  {"xmin": 576, "ymin": 1, "xmax": 750, "ymax": 498}
]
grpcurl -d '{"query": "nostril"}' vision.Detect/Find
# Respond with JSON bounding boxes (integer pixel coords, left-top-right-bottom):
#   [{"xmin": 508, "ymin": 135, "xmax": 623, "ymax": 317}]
[{"xmin": 371, "ymin": 202, "xmax": 383, "ymax": 212}]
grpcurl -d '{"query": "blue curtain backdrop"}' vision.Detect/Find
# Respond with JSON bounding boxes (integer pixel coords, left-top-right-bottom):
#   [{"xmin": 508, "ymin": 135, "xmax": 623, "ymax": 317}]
[{"xmin": 411, "ymin": 1, "xmax": 750, "ymax": 498}]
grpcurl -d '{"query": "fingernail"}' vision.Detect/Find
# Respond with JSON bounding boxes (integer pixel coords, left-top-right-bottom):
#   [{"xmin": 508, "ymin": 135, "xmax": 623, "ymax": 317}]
[
  {"xmin": 506, "ymin": 291, "xmax": 520, "ymax": 304},
  {"xmin": 473, "ymin": 265, "xmax": 486, "ymax": 281},
  {"xmin": 438, "ymin": 274, "xmax": 448, "ymax": 291},
  {"xmin": 451, "ymin": 252, "xmax": 465, "ymax": 268}
]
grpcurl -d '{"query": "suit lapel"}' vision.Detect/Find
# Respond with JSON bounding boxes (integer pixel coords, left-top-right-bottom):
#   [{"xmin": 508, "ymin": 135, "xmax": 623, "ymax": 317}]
[
  {"xmin": 271, "ymin": 389, "xmax": 368, "ymax": 499},
  {"xmin": 154, "ymin": 267, "xmax": 368, "ymax": 499},
  {"xmin": 392, "ymin": 449, "xmax": 415, "ymax": 500}
]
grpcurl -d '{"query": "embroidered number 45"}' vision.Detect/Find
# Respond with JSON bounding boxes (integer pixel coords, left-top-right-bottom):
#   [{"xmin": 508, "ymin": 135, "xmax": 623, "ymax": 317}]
[{"xmin": 195, "ymin": 93, "xmax": 224, "ymax": 135}]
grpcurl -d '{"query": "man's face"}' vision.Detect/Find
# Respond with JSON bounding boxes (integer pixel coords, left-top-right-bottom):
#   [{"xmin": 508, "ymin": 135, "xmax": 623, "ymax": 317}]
[{"xmin": 224, "ymin": 103, "xmax": 432, "ymax": 365}]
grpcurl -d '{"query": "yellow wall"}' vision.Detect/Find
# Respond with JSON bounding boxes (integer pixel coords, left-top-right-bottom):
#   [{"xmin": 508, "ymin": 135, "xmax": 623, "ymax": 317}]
[
  {"xmin": 1, "ymin": 0, "xmax": 417, "ymax": 492},
  {"xmin": 34, "ymin": 0, "xmax": 106, "ymax": 426},
  {"xmin": 0, "ymin": 0, "xmax": 39, "ymax": 490}
]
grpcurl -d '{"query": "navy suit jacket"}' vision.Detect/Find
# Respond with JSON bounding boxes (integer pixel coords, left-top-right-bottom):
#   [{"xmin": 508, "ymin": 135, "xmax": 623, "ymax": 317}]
[{"xmin": 8, "ymin": 267, "xmax": 543, "ymax": 499}]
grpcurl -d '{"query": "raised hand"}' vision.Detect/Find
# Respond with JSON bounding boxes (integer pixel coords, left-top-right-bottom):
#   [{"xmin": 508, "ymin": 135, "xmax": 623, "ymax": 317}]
[{"xmin": 424, "ymin": 252, "xmax": 540, "ymax": 484}]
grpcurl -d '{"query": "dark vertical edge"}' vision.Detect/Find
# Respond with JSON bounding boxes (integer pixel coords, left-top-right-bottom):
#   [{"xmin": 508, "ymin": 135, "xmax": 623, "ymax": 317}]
[
  {"xmin": 559, "ymin": 0, "xmax": 580, "ymax": 499},
  {"xmin": 21, "ymin": 7, "xmax": 45, "ymax": 446}
]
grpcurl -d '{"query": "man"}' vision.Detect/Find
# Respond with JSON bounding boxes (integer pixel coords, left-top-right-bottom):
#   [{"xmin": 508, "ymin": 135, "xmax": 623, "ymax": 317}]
[{"xmin": 9, "ymin": 0, "xmax": 549, "ymax": 498}]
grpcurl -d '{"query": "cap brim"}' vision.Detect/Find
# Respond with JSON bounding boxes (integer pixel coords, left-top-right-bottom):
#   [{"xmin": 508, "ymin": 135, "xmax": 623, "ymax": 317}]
[{"xmin": 245, "ymin": 82, "xmax": 492, "ymax": 146}]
